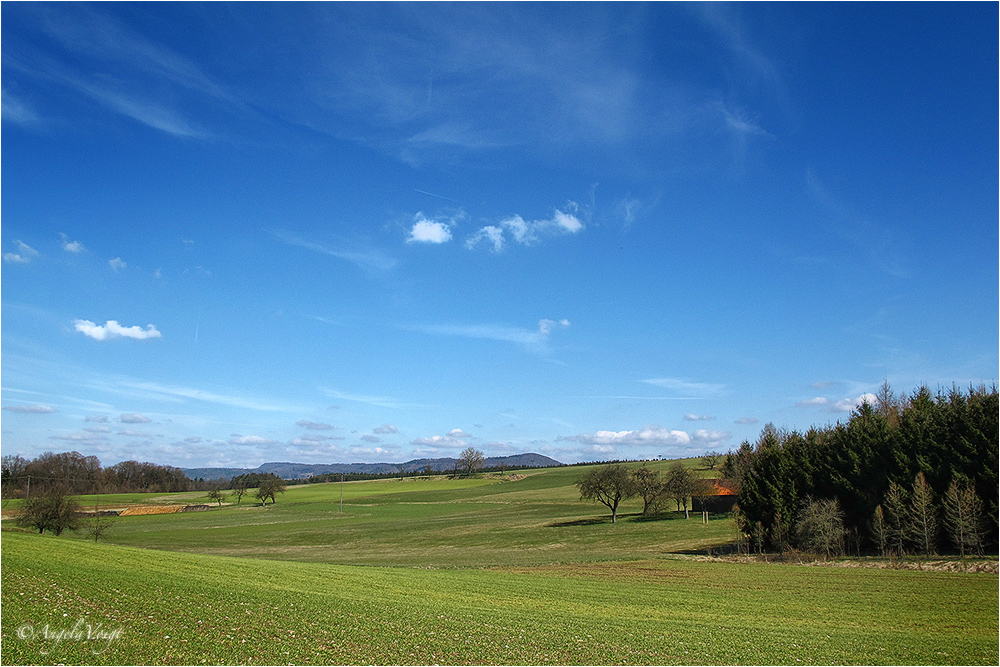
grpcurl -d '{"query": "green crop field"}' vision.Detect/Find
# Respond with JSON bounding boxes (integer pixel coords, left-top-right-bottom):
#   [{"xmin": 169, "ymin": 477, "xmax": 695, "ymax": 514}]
[{"xmin": 2, "ymin": 464, "xmax": 997, "ymax": 665}]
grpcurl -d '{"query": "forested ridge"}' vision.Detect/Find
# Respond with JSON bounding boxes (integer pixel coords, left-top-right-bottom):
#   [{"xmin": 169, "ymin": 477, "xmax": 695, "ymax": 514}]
[{"xmin": 724, "ymin": 384, "xmax": 998, "ymax": 556}]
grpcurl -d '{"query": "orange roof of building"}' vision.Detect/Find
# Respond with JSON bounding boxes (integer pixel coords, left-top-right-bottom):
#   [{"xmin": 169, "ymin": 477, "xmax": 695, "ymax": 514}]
[{"xmin": 699, "ymin": 479, "xmax": 737, "ymax": 496}]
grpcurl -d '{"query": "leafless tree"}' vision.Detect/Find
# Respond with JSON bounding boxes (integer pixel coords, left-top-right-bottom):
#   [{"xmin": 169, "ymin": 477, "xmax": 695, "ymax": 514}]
[
  {"xmin": 577, "ymin": 464, "xmax": 637, "ymax": 523},
  {"xmin": 458, "ymin": 448, "xmax": 485, "ymax": 477}
]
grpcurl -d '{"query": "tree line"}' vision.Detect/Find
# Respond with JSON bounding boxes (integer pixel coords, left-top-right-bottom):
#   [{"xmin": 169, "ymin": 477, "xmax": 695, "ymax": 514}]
[
  {"xmin": 724, "ymin": 383, "xmax": 997, "ymax": 557},
  {"xmin": 1, "ymin": 451, "xmax": 195, "ymax": 497},
  {"xmin": 577, "ymin": 461, "xmax": 715, "ymax": 523}
]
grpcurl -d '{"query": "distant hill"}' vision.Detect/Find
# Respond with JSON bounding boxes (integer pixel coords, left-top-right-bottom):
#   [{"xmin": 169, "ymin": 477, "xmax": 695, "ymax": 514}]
[{"xmin": 183, "ymin": 453, "xmax": 561, "ymax": 481}]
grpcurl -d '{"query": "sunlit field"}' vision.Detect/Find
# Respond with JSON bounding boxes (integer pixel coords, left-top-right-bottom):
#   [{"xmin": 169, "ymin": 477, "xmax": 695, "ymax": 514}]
[{"xmin": 3, "ymin": 464, "xmax": 997, "ymax": 665}]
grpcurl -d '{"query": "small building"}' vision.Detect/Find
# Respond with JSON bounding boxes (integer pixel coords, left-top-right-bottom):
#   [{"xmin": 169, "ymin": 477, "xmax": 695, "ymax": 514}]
[{"xmin": 693, "ymin": 479, "xmax": 738, "ymax": 513}]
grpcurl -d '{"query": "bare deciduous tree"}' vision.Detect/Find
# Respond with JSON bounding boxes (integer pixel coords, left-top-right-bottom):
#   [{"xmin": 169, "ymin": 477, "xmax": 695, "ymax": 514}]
[
  {"xmin": 577, "ymin": 464, "xmax": 637, "ymax": 523},
  {"xmin": 907, "ymin": 472, "xmax": 938, "ymax": 555},
  {"xmin": 631, "ymin": 465, "xmax": 663, "ymax": 515},
  {"xmin": 255, "ymin": 475, "xmax": 286, "ymax": 505},
  {"xmin": 458, "ymin": 448, "xmax": 485, "ymax": 477},
  {"xmin": 869, "ymin": 504, "xmax": 889, "ymax": 557},
  {"xmin": 16, "ymin": 486, "xmax": 81, "ymax": 535},
  {"xmin": 795, "ymin": 497, "xmax": 845, "ymax": 559},
  {"xmin": 943, "ymin": 479, "xmax": 984, "ymax": 557},
  {"xmin": 701, "ymin": 451, "xmax": 722, "ymax": 470}
]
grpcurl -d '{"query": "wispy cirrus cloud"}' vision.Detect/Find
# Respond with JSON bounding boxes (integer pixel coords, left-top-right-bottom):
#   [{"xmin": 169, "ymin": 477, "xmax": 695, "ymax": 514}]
[
  {"xmin": 407, "ymin": 318, "xmax": 570, "ymax": 356},
  {"xmin": 274, "ymin": 230, "xmax": 397, "ymax": 274},
  {"xmin": 1, "ymin": 88, "xmax": 39, "ymax": 125},
  {"xmin": 121, "ymin": 380, "xmax": 300, "ymax": 413},
  {"xmin": 5, "ymin": 3, "xmax": 244, "ymax": 139},
  {"xmin": 640, "ymin": 377, "xmax": 727, "ymax": 398},
  {"xmin": 320, "ymin": 388, "xmax": 431, "ymax": 411}
]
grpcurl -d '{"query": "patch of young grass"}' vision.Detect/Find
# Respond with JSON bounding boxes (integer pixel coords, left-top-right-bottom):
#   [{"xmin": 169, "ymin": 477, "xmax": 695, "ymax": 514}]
[
  {"xmin": 53, "ymin": 466, "xmax": 735, "ymax": 567},
  {"xmin": 2, "ymin": 532, "xmax": 995, "ymax": 665}
]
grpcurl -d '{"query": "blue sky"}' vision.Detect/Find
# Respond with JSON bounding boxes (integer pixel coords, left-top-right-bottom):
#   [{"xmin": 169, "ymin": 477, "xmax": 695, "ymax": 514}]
[{"xmin": 2, "ymin": 2, "xmax": 996, "ymax": 469}]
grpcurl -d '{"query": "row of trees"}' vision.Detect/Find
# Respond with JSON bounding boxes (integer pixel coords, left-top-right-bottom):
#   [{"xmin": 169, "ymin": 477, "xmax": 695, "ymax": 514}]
[
  {"xmin": 224, "ymin": 473, "xmax": 286, "ymax": 505},
  {"xmin": 2, "ymin": 451, "xmax": 194, "ymax": 497},
  {"xmin": 726, "ymin": 384, "xmax": 997, "ymax": 557},
  {"xmin": 577, "ymin": 461, "xmax": 711, "ymax": 522}
]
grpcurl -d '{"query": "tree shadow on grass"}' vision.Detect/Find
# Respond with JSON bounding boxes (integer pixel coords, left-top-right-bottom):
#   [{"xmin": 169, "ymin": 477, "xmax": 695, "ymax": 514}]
[{"xmin": 546, "ymin": 516, "xmax": 613, "ymax": 527}]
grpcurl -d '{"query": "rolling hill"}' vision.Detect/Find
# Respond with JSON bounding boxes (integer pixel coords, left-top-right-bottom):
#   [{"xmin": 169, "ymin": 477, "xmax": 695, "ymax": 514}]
[{"xmin": 182, "ymin": 452, "xmax": 561, "ymax": 480}]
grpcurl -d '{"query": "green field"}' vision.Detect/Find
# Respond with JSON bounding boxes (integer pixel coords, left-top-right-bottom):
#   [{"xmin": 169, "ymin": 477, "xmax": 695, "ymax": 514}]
[{"xmin": 2, "ymin": 464, "xmax": 997, "ymax": 665}]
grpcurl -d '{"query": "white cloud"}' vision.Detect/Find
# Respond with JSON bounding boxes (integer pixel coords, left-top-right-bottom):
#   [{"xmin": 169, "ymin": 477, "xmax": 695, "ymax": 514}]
[
  {"xmin": 85, "ymin": 415, "xmax": 109, "ymax": 423},
  {"xmin": 553, "ymin": 209, "xmax": 584, "ymax": 233},
  {"xmin": 360, "ymin": 435, "xmax": 381, "ymax": 443},
  {"xmin": 4, "ymin": 240, "xmax": 40, "ymax": 263},
  {"xmin": 228, "ymin": 434, "xmax": 279, "ymax": 446},
  {"xmin": 560, "ymin": 425, "xmax": 692, "ymax": 447},
  {"xmin": 2, "ymin": 404, "xmax": 58, "ymax": 414},
  {"xmin": 109, "ymin": 257, "xmax": 127, "ymax": 271},
  {"xmin": 833, "ymin": 393, "xmax": 878, "ymax": 413},
  {"xmin": 798, "ymin": 393, "xmax": 878, "ymax": 413},
  {"xmin": 537, "ymin": 319, "xmax": 571, "ymax": 336},
  {"xmin": 797, "ymin": 397, "xmax": 830, "ymax": 407},
  {"xmin": 407, "ymin": 213, "xmax": 453, "ymax": 244},
  {"xmin": 683, "ymin": 413, "xmax": 714, "ymax": 421},
  {"xmin": 468, "ymin": 207, "xmax": 585, "ymax": 251},
  {"xmin": 50, "ymin": 432, "xmax": 109, "ymax": 445},
  {"xmin": 350, "ymin": 445, "xmax": 400, "ymax": 458},
  {"xmin": 410, "ymin": 434, "xmax": 468, "ymax": 449},
  {"xmin": 120, "ymin": 413, "xmax": 152, "ymax": 424},
  {"xmin": 734, "ymin": 417, "xmax": 759, "ymax": 425},
  {"xmin": 117, "ymin": 428, "xmax": 151, "ymax": 437},
  {"xmin": 296, "ymin": 419, "xmax": 335, "ymax": 430},
  {"xmin": 289, "ymin": 434, "xmax": 345, "ymax": 446},
  {"xmin": 447, "ymin": 428, "xmax": 472, "ymax": 438},
  {"xmin": 691, "ymin": 429, "xmax": 732, "ymax": 447},
  {"xmin": 74, "ymin": 319, "xmax": 162, "ymax": 341},
  {"xmin": 500, "ymin": 215, "xmax": 531, "ymax": 244},
  {"xmin": 373, "ymin": 424, "xmax": 398, "ymax": 434},
  {"xmin": 811, "ymin": 381, "xmax": 839, "ymax": 390},
  {"xmin": 59, "ymin": 232, "xmax": 85, "ymax": 253},
  {"xmin": 465, "ymin": 225, "xmax": 504, "ymax": 252},
  {"xmin": 641, "ymin": 377, "xmax": 726, "ymax": 397}
]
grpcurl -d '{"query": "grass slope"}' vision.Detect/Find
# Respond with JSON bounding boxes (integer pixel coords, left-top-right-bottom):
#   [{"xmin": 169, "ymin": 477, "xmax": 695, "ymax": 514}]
[
  {"xmin": 2, "ymin": 532, "xmax": 996, "ymax": 665},
  {"xmin": 4, "ymin": 464, "xmax": 997, "ymax": 665},
  {"xmin": 57, "ymin": 465, "xmax": 736, "ymax": 568}
]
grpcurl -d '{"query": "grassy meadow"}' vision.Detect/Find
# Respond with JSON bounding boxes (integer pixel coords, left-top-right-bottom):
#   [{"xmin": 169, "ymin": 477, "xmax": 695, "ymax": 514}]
[{"xmin": 2, "ymin": 462, "xmax": 997, "ymax": 665}]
